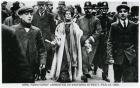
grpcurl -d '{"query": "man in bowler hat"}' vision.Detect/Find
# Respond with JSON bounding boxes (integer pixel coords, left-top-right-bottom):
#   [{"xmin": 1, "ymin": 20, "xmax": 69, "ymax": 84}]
[{"xmin": 107, "ymin": 3, "xmax": 138, "ymax": 82}]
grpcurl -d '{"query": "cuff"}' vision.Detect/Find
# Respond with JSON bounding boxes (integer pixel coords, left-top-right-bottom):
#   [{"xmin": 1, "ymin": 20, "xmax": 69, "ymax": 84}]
[{"xmin": 90, "ymin": 36, "xmax": 95, "ymax": 43}]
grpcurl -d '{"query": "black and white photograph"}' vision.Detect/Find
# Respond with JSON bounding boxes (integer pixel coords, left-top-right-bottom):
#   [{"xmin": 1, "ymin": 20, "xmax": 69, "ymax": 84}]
[{"xmin": 0, "ymin": 0, "xmax": 139, "ymax": 87}]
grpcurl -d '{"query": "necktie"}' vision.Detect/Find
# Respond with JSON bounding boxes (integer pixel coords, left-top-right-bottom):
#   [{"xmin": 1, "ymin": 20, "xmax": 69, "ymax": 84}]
[
  {"xmin": 123, "ymin": 21, "xmax": 126, "ymax": 28},
  {"xmin": 41, "ymin": 12, "xmax": 44, "ymax": 16},
  {"xmin": 40, "ymin": 12, "xmax": 44, "ymax": 16}
]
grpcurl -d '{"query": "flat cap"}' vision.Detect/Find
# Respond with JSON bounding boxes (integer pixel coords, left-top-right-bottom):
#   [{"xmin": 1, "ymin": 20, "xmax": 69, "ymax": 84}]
[{"xmin": 17, "ymin": 7, "xmax": 33, "ymax": 15}]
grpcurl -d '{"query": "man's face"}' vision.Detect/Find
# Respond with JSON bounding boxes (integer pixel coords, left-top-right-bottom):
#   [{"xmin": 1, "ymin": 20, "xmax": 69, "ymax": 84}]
[
  {"xmin": 38, "ymin": 4, "xmax": 46, "ymax": 11},
  {"xmin": 48, "ymin": 4, "xmax": 53, "ymax": 11},
  {"xmin": 74, "ymin": 8, "xmax": 78, "ymax": 14},
  {"xmin": 65, "ymin": 11, "xmax": 72, "ymax": 20},
  {"xmin": 20, "ymin": 12, "xmax": 33, "ymax": 23},
  {"xmin": 33, "ymin": 6, "xmax": 38, "ymax": 13},
  {"xmin": 101, "ymin": 7, "xmax": 108, "ymax": 14},
  {"xmin": 84, "ymin": 8, "xmax": 92, "ymax": 15},
  {"xmin": 118, "ymin": 8, "xmax": 129, "ymax": 20}
]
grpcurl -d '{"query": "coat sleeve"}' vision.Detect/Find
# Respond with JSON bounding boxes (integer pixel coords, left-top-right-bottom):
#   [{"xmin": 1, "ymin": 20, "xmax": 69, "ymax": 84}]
[
  {"xmin": 36, "ymin": 29, "xmax": 47, "ymax": 65},
  {"xmin": 91, "ymin": 18, "xmax": 102, "ymax": 42},
  {"xmin": 107, "ymin": 24, "xmax": 114, "ymax": 61}
]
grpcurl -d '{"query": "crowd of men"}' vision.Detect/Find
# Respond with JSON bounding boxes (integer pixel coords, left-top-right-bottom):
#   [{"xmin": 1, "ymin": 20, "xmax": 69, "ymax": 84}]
[{"xmin": 2, "ymin": 0, "xmax": 139, "ymax": 83}]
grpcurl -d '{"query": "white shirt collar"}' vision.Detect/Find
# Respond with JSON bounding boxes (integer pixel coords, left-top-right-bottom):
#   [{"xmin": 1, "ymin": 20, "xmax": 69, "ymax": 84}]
[
  {"xmin": 24, "ymin": 28, "xmax": 30, "ymax": 32},
  {"xmin": 39, "ymin": 10, "xmax": 45, "ymax": 16},
  {"xmin": 120, "ymin": 19, "xmax": 128, "ymax": 27}
]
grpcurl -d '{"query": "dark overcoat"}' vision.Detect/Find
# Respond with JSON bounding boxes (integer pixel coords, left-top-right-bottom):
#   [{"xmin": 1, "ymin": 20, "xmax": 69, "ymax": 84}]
[
  {"xmin": 2, "ymin": 24, "xmax": 33, "ymax": 83},
  {"xmin": 12, "ymin": 23, "xmax": 46, "ymax": 79}
]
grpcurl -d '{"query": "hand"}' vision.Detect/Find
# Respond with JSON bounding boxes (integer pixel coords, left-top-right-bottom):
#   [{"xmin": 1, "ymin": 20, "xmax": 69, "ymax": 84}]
[
  {"xmin": 51, "ymin": 40, "xmax": 56, "ymax": 45},
  {"xmin": 84, "ymin": 40, "xmax": 92, "ymax": 53},
  {"xmin": 85, "ymin": 39, "xmax": 90, "ymax": 45},
  {"xmin": 55, "ymin": 37, "xmax": 61, "ymax": 46}
]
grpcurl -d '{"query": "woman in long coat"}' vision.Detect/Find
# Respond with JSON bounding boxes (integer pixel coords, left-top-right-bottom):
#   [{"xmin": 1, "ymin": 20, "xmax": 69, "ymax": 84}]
[{"xmin": 49, "ymin": 6, "xmax": 83, "ymax": 82}]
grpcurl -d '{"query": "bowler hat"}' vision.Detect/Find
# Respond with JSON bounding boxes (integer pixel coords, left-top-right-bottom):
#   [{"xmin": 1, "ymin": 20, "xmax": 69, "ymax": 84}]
[
  {"xmin": 84, "ymin": 1, "xmax": 92, "ymax": 9},
  {"xmin": 46, "ymin": 1, "xmax": 53, "ymax": 5},
  {"xmin": 18, "ymin": 7, "xmax": 33, "ymax": 15},
  {"xmin": 117, "ymin": 4, "xmax": 130, "ymax": 12},
  {"xmin": 58, "ymin": 1, "xmax": 65, "ymax": 6},
  {"xmin": 37, "ymin": 1, "xmax": 45, "ymax": 5}
]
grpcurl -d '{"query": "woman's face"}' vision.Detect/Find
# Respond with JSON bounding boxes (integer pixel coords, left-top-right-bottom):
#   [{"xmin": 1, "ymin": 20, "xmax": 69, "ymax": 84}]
[{"xmin": 65, "ymin": 11, "xmax": 72, "ymax": 20}]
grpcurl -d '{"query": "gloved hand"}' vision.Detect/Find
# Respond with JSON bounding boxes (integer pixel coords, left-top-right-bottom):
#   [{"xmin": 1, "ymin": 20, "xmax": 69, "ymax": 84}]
[
  {"xmin": 84, "ymin": 40, "xmax": 92, "ymax": 53},
  {"xmin": 39, "ymin": 64, "xmax": 46, "ymax": 70},
  {"xmin": 86, "ymin": 36, "xmax": 95, "ymax": 43}
]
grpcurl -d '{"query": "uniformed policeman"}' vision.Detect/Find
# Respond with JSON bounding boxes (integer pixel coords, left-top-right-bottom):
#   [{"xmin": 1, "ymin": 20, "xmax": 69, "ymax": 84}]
[{"xmin": 77, "ymin": 1, "xmax": 102, "ymax": 82}]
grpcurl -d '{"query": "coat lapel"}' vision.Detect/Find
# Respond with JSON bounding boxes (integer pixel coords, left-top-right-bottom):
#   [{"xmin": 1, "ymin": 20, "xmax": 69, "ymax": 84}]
[{"xmin": 117, "ymin": 21, "xmax": 124, "ymax": 31}]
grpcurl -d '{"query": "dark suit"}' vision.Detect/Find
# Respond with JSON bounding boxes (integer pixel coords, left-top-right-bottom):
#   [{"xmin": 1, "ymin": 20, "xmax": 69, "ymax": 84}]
[
  {"xmin": 2, "ymin": 24, "xmax": 34, "ymax": 83},
  {"xmin": 12, "ymin": 23, "xmax": 46, "ymax": 80},
  {"xmin": 107, "ymin": 20, "xmax": 138, "ymax": 82},
  {"xmin": 32, "ymin": 10, "xmax": 56, "ymax": 70}
]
